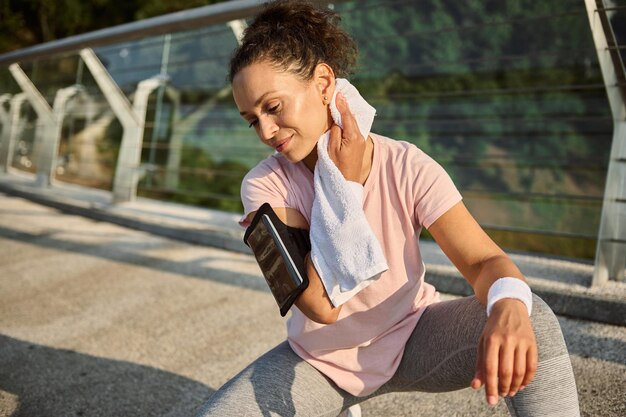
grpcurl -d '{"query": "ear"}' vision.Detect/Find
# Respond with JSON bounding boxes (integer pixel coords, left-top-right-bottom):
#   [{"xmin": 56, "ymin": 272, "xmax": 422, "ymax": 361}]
[{"xmin": 313, "ymin": 63, "xmax": 336, "ymax": 104}]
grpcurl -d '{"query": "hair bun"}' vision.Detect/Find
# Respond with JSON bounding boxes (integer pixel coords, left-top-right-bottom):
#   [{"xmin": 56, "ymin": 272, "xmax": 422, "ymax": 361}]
[{"xmin": 229, "ymin": 0, "xmax": 357, "ymax": 82}]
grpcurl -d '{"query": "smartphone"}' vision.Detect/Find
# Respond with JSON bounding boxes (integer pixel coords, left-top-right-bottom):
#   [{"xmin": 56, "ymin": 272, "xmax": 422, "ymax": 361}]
[{"xmin": 244, "ymin": 203, "xmax": 309, "ymax": 316}]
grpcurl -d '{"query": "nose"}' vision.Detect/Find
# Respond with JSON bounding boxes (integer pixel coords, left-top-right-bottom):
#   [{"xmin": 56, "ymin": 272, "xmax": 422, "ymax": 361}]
[{"xmin": 257, "ymin": 115, "xmax": 279, "ymax": 142}]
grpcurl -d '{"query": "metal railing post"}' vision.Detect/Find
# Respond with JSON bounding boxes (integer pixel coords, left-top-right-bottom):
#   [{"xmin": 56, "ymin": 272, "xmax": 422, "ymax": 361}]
[
  {"xmin": 34, "ymin": 86, "xmax": 83, "ymax": 186},
  {"xmin": 585, "ymin": 0, "xmax": 626, "ymax": 285},
  {"xmin": 125, "ymin": 77, "xmax": 162, "ymax": 200},
  {"xmin": 0, "ymin": 94, "xmax": 11, "ymax": 154},
  {"xmin": 0, "ymin": 94, "xmax": 10, "ymax": 119},
  {"xmin": 163, "ymin": 87, "xmax": 182, "ymax": 190},
  {"xmin": 1, "ymin": 94, "xmax": 27, "ymax": 172},
  {"xmin": 0, "ymin": 94, "xmax": 13, "ymax": 172},
  {"xmin": 8, "ymin": 64, "xmax": 55, "ymax": 185},
  {"xmin": 7, "ymin": 65, "xmax": 85, "ymax": 186},
  {"xmin": 80, "ymin": 48, "xmax": 165, "ymax": 203}
]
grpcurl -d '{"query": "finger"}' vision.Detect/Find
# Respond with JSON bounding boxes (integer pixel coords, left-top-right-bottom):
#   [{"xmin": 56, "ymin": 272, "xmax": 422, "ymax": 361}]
[
  {"xmin": 521, "ymin": 343, "xmax": 538, "ymax": 389},
  {"xmin": 472, "ymin": 336, "xmax": 485, "ymax": 389},
  {"xmin": 484, "ymin": 338, "xmax": 500, "ymax": 406},
  {"xmin": 328, "ymin": 123, "xmax": 343, "ymax": 155},
  {"xmin": 335, "ymin": 92, "xmax": 350, "ymax": 116},
  {"xmin": 498, "ymin": 342, "xmax": 514, "ymax": 397},
  {"xmin": 508, "ymin": 347, "xmax": 526, "ymax": 396},
  {"xmin": 335, "ymin": 94, "xmax": 360, "ymax": 142}
]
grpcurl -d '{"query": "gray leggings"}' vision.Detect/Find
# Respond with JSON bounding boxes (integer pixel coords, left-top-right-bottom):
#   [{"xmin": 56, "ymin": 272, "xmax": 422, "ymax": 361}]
[{"xmin": 196, "ymin": 295, "xmax": 580, "ymax": 416}]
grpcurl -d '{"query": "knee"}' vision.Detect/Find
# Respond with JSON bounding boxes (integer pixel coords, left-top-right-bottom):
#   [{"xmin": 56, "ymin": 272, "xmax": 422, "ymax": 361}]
[
  {"xmin": 194, "ymin": 371, "xmax": 254, "ymax": 417},
  {"xmin": 529, "ymin": 294, "xmax": 569, "ymax": 361}
]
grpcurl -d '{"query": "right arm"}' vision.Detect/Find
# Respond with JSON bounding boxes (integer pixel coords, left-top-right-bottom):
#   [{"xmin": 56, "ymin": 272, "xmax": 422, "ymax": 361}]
[
  {"xmin": 244, "ymin": 94, "xmax": 364, "ymax": 324},
  {"xmin": 245, "ymin": 207, "xmax": 342, "ymax": 324}
]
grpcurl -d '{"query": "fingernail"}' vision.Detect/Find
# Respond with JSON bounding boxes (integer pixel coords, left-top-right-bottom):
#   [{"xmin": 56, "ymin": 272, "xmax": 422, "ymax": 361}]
[
  {"xmin": 520, "ymin": 385, "xmax": 526, "ymax": 391},
  {"xmin": 509, "ymin": 391, "xmax": 517, "ymax": 397},
  {"xmin": 488, "ymin": 395, "xmax": 498, "ymax": 406}
]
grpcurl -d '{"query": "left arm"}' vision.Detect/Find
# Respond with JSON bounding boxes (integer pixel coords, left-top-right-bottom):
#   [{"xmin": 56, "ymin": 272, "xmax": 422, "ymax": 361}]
[
  {"xmin": 428, "ymin": 202, "xmax": 537, "ymax": 406},
  {"xmin": 427, "ymin": 202, "xmax": 523, "ymax": 303}
]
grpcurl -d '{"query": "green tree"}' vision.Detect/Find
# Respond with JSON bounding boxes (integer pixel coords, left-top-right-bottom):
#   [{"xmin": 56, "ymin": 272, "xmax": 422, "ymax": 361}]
[{"xmin": 0, "ymin": 0, "xmax": 227, "ymax": 53}]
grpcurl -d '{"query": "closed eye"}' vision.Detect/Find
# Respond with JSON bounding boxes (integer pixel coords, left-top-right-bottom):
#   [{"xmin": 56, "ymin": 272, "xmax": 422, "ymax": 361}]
[
  {"xmin": 268, "ymin": 104, "xmax": 280, "ymax": 113},
  {"xmin": 246, "ymin": 103, "xmax": 280, "ymax": 128}
]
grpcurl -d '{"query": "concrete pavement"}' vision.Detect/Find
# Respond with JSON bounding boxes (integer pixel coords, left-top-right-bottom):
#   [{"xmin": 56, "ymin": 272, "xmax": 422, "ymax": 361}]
[
  {"xmin": 0, "ymin": 172, "xmax": 625, "ymax": 326},
  {"xmin": 0, "ymin": 192, "xmax": 625, "ymax": 417}
]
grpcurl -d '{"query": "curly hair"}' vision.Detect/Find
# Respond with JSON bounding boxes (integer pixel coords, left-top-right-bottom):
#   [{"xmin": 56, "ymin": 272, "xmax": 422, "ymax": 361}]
[{"xmin": 228, "ymin": 0, "xmax": 358, "ymax": 82}]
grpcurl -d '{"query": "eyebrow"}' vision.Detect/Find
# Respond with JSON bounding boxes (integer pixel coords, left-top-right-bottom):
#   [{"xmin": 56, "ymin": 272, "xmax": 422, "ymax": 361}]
[{"xmin": 239, "ymin": 90, "xmax": 278, "ymax": 116}]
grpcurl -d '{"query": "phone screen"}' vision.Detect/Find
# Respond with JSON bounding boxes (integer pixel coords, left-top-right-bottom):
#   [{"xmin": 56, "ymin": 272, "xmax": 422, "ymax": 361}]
[{"xmin": 246, "ymin": 214, "xmax": 302, "ymax": 306}]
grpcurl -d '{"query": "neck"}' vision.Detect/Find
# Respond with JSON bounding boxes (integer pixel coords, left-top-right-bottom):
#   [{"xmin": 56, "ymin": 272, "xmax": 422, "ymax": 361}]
[
  {"xmin": 303, "ymin": 147, "xmax": 318, "ymax": 172},
  {"xmin": 302, "ymin": 135, "xmax": 374, "ymax": 185}
]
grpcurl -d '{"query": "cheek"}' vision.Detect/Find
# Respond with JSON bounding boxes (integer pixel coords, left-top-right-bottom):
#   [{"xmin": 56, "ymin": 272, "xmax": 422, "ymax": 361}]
[
  {"xmin": 282, "ymin": 87, "xmax": 330, "ymax": 140},
  {"xmin": 299, "ymin": 101, "xmax": 329, "ymax": 137}
]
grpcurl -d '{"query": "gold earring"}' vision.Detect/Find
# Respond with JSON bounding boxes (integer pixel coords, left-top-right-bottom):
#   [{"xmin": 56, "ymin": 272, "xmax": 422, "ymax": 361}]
[{"xmin": 323, "ymin": 96, "xmax": 329, "ymax": 103}]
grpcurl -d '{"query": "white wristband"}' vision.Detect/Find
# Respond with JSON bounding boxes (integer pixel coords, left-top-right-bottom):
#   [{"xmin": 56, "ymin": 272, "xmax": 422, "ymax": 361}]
[{"xmin": 486, "ymin": 277, "xmax": 533, "ymax": 317}]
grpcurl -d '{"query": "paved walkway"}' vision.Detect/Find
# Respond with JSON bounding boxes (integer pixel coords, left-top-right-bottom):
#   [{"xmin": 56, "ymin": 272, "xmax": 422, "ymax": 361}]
[
  {"xmin": 1, "ymin": 172, "xmax": 625, "ymax": 326},
  {"xmin": 0, "ymin": 191, "xmax": 625, "ymax": 416}
]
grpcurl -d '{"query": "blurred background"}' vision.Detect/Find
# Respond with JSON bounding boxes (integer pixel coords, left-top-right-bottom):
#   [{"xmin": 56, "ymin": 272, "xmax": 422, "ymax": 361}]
[{"xmin": 1, "ymin": 0, "xmax": 625, "ymax": 261}]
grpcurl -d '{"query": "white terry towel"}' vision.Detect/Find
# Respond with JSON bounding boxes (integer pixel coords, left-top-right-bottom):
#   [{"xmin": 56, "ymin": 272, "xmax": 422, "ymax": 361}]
[{"xmin": 310, "ymin": 78, "xmax": 389, "ymax": 307}]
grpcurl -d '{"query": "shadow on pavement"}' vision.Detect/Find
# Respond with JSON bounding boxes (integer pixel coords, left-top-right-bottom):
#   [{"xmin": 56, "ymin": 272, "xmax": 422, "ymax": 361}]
[
  {"xmin": 0, "ymin": 224, "xmax": 268, "ymax": 293},
  {"xmin": 0, "ymin": 335, "xmax": 214, "ymax": 417},
  {"xmin": 559, "ymin": 318, "xmax": 626, "ymax": 365}
]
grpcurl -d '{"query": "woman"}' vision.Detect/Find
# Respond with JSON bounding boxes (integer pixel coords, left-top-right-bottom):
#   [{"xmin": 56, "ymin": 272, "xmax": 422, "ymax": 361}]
[{"xmin": 197, "ymin": 1, "xmax": 580, "ymax": 416}]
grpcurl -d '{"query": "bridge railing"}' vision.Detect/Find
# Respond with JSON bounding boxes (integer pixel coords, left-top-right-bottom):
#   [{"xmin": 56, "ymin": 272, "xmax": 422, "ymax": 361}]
[
  {"xmin": 585, "ymin": 0, "xmax": 626, "ymax": 285},
  {"xmin": 0, "ymin": 0, "xmax": 623, "ymax": 284}
]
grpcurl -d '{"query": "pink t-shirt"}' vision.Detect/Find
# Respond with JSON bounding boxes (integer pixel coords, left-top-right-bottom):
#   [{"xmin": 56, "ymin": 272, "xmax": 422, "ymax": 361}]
[{"xmin": 240, "ymin": 133, "xmax": 463, "ymax": 396}]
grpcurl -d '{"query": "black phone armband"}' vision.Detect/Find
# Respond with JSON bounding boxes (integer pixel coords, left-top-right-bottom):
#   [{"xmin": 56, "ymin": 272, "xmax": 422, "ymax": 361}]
[{"xmin": 243, "ymin": 203, "xmax": 310, "ymax": 316}]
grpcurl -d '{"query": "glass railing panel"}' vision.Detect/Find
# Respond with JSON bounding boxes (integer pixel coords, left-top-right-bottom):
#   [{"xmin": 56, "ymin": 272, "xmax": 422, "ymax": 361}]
[
  {"xmin": 335, "ymin": 0, "xmax": 612, "ymax": 256},
  {"xmin": 54, "ymin": 91, "xmax": 120, "ymax": 190},
  {"xmin": 21, "ymin": 54, "xmax": 81, "ymax": 107},
  {"xmin": 0, "ymin": 0, "xmax": 615, "ymax": 259},
  {"xmin": 94, "ymin": 37, "xmax": 166, "ymax": 95},
  {"xmin": 135, "ymin": 23, "xmax": 261, "ymax": 212},
  {"xmin": 168, "ymin": 25, "xmax": 238, "ymax": 92}
]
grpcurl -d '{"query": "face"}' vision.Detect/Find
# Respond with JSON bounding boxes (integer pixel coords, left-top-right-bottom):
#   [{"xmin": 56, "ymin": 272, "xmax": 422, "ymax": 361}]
[{"xmin": 232, "ymin": 61, "xmax": 334, "ymax": 166}]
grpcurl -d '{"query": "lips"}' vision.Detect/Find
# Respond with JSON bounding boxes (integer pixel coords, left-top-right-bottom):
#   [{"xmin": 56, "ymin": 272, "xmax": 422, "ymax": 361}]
[{"xmin": 274, "ymin": 134, "xmax": 293, "ymax": 153}]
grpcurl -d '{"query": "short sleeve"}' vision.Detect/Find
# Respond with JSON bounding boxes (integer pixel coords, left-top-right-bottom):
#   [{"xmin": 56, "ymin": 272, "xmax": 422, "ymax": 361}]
[
  {"xmin": 239, "ymin": 157, "xmax": 294, "ymax": 227},
  {"xmin": 411, "ymin": 150, "xmax": 463, "ymax": 229}
]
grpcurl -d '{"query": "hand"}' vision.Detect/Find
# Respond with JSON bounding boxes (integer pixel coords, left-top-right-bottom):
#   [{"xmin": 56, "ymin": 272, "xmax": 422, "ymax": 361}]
[
  {"xmin": 328, "ymin": 93, "xmax": 367, "ymax": 183},
  {"xmin": 471, "ymin": 298, "xmax": 538, "ymax": 406}
]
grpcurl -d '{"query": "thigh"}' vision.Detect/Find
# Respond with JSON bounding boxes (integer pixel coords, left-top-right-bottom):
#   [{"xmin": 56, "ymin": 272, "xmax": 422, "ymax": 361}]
[
  {"xmin": 380, "ymin": 295, "xmax": 580, "ymax": 416},
  {"xmin": 195, "ymin": 341, "xmax": 352, "ymax": 417},
  {"xmin": 385, "ymin": 296, "xmax": 486, "ymax": 393}
]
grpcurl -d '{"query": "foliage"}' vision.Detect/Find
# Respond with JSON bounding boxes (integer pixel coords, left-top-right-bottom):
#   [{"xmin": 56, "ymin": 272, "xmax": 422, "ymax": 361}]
[
  {"xmin": 336, "ymin": 0, "xmax": 611, "ymax": 256},
  {"xmin": 1, "ymin": 0, "xmax": 615, "ymax": 258},
  {"xmin": 138, "ymin": 145, "xmax": 247, "ymax": 213},
  {"xmin": 0, "ymin": 0, "xmax": 226, "ymax": 53}
]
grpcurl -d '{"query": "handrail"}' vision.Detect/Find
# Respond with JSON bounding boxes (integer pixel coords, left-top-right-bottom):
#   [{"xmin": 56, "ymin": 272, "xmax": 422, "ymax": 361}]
[
  {"xmin": 0, "ymin": 0, "xmax": 261, "ymax": 65},
  {"xmin": 0, "ymin": 0, "xmax": 616, "ymax": 262},
  {"xmin": 0, "ymin": 0, "xmax": 337, "ymax": 66}
]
